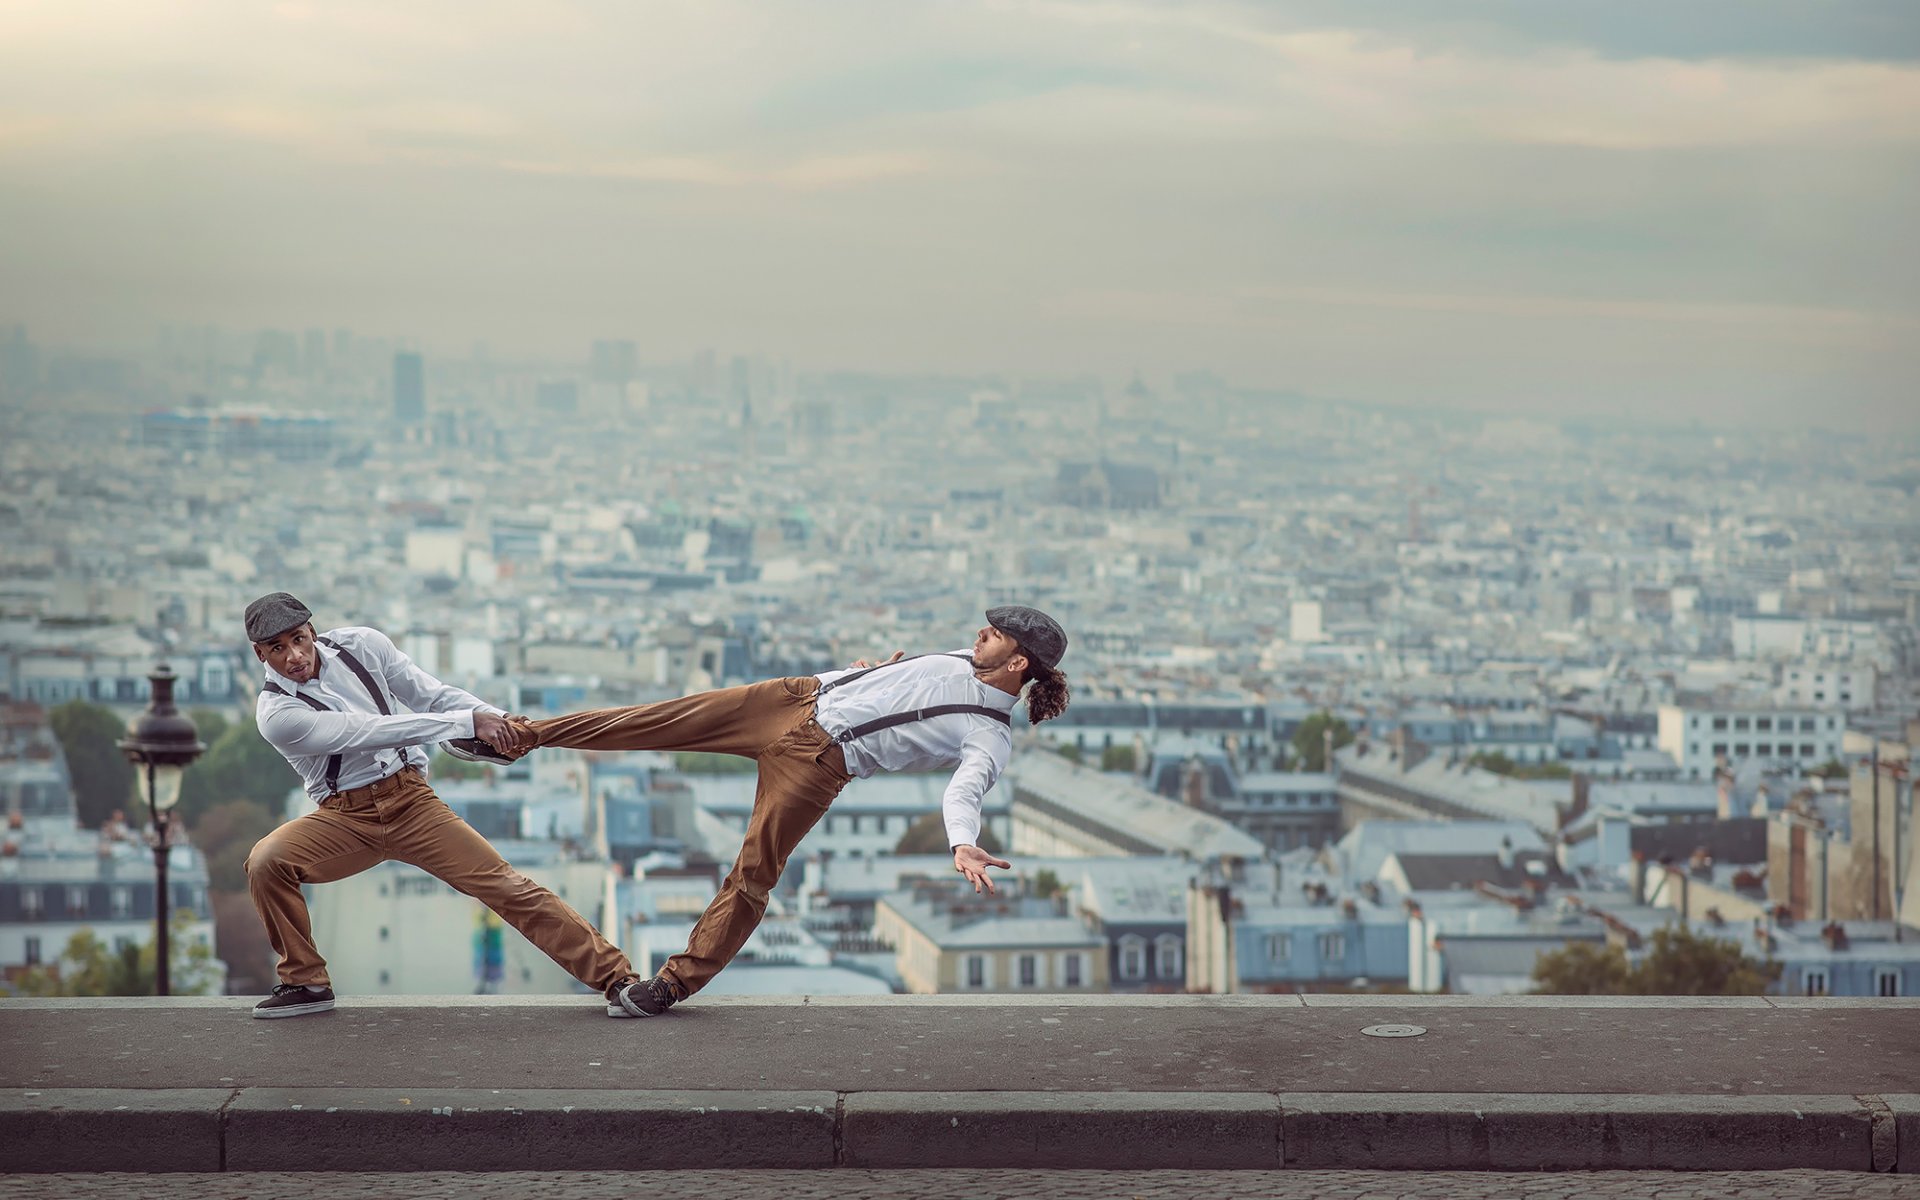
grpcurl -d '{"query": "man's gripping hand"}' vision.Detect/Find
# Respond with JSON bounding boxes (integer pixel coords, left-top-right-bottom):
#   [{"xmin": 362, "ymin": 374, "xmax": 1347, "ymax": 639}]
[
  {"xmin": 953, "ymin": 844, "xmax": 1012, "ymax": 895},
  {"xmin": 473, "ymin": 711, "xmax": 516, "ymax": 750},
  {"xmin": 850, "ymin": 650, "xmax": 905, "ymax": 669}
]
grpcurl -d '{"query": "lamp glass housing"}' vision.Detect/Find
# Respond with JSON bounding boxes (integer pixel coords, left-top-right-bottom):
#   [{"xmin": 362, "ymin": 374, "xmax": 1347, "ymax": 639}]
[{"xmin": 150, "ymin": 763, "xmax": 186, "ymax": 815}]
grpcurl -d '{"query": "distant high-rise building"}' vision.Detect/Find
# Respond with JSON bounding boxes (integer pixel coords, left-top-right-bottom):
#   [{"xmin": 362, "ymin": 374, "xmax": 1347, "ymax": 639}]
[
  {"xmin": 302, "ymin": 329, "xmax": 327, "ymax": 376},
  {"xmin": 0, "ymin": 324, "xmax": 38, "ymax": 400},
  {"xmin": 691, "ymin": 349, "xmax": 718, "ymax": 400},
  {"xmin": 536, "ymin": 380, "xmax": 579, "ymax": 416},
  {"xmin": 591, "ymin": 339, "xmax": 638, "ymax": 385},
  {"xmin": 729, "ymin": 354, "xmax": 753, "ymax": 408},
  {"xmin": 393, "ymin": 352, "xmax": 425, "ymax": 424},
  {"xmin": 253, "ymin": 329, "xmax": 300, "ymax": 376}
]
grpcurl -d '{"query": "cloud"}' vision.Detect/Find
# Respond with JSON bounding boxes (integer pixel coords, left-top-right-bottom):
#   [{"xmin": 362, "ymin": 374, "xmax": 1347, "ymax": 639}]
[
  {"xmin": 493, "ymin": 150, "xmax": 939, "ymax": 190},
  {"xmin": 0, "ymin": 0, "xmax": 1915, "ymax": 429}
]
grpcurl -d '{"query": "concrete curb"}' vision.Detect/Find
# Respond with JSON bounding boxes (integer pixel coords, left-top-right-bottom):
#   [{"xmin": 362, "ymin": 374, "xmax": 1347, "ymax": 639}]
[
  {"xmin": 843, "ymin": 1092, "xmax": 1282, "ymax": 1168},
  {"xmin": 1282, "ymin": 1093, "xmax": 1878, "ymax": 1172},
  {"xmin": 0, "ymin": 1089, "xmax": 229, "ymax": 1173},
  {"xmin": 226, "ymin": 1089, "xmax": 837, "ymax": 1171},
  {"xmin": 3, "ymin": 1089, "xmax": 1914, "ymax": 1173}
]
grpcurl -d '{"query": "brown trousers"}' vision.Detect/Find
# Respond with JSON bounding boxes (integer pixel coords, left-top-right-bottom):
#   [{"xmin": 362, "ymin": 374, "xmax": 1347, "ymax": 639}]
[
  {"xmin": 245, "ymin": 766, "xmax": 635, "ymax": 992},
  {"xmin": 523, "ymin": 676, "xmax": 850, "ymax": 999}
]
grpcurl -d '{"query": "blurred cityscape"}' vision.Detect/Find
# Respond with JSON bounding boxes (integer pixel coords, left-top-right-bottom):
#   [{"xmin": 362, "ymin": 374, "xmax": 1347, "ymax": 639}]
[{"xmin": 1, "ymin": 319, "xmax": 1916, "ymax": 1001}]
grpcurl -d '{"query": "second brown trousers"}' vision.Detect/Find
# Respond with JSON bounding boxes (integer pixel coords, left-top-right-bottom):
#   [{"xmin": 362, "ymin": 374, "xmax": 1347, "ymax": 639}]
[
  {"xmin": 522, "ymin": 676, "xmax": 851, "ymax": 998},
  {"xmin": 245, "ymin": 766, "xmax": 635, "ymax": 992}
]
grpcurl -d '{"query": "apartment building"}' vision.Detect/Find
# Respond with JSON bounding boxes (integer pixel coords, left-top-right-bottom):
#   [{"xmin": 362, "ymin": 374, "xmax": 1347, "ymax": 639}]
[
  {"xmin": 874, "ymin": 882, "xmax": 1107, "ymax": 994},
  {"xmin": 1656, "ymin": 703, "xmax": 1845, "ymax": 780}
]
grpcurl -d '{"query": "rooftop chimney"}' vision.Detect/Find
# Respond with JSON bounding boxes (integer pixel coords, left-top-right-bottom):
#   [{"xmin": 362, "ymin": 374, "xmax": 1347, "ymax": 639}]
[{"xmin": 1688, "ymin": 847, "xmax": 1713, "ymax": 879}]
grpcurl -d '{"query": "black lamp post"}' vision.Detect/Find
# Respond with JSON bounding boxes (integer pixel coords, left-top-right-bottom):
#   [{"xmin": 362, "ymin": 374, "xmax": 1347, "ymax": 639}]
[{"xmin": 118, "ymin": 664, "xmax": 206, "ymax": 996}]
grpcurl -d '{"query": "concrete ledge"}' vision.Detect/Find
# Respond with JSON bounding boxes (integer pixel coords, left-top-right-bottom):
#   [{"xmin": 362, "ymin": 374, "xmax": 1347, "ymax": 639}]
[
  {"xmin": 1297, "ymin": 994, "xmax": 1776, "ymax": 1008},
  {"xmin": 1282, "ymin": 1093, "xmax": 1875, "ymax": 1171},
  {"xmin": 8, "ymin": 993, "xmax": 1919, "ymax": 1011},
  {"xmin": 1765, "ymin": 997, "xmax": 1920, "ymax": 1008},
  {"xmin": 224, "ymin": 1089, "xmax": 838, "ymax": 1171},
  {"xmin": 1887, "ymin": 1095, "xmax": 1920, "ymax": 1174},
  {"xmin": 5, "ymin": 1089, "xmax": 1904, "ymax": 1173},
  {"xmin": 0, "ymin": 1089, "xmax": 228, "ymax": 1173},
  {"xmin": 842, "ymin": 1091, "xmax": 1280, "ymax": 1168}
]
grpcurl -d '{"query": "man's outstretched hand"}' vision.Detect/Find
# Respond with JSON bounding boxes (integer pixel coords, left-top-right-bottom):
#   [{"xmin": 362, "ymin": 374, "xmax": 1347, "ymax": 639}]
[
  {"xmin": 953, "ymin": 844, "xmax": 1012, "ymax": 895},
  {"xmin": 476, "ymin": 712, "xmax": 535, "ymax": 758}
]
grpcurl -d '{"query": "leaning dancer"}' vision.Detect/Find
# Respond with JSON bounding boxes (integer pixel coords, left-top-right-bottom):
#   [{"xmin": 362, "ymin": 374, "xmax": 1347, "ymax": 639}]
[{"xmin": 489, "ymin": 606, "xmax": 1071, "ymax": 1017}]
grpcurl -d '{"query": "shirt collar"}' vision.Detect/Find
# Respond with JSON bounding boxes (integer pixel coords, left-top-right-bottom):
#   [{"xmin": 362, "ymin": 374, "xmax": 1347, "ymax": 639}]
[
  {"xmin": 263, "ymin": 636, "xmax": 336, "ymax": 697},
  {"xmin": 976, "ymin": 677, "xmax": 1020, "ymax": 711}
]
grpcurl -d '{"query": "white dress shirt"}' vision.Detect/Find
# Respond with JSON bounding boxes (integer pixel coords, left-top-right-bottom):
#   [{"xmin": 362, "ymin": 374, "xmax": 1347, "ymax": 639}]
[
  {"xmin": 256, "ymin": 626, "xmax": 504, "ymax": 803},
  {"xmin": 813, "ymin": 651, "xmax": 1017, "ymax": 850}
]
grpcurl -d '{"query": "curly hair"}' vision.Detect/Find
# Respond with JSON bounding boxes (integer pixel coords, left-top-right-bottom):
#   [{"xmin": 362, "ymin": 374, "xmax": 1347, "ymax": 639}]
[{"xmin": 1021, "ymin": 661, "xmax": 1071, "ymax": 724}]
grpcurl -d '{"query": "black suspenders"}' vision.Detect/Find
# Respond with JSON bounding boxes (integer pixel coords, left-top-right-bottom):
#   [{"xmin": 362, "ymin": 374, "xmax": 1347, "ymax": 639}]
[
  {"xmin": 817, "ymin": 653, "xmax": 1013, "ymax": 747},
  {"xmin": 262, "ymin": 637, "xmax": 399, "ymax": 795}
]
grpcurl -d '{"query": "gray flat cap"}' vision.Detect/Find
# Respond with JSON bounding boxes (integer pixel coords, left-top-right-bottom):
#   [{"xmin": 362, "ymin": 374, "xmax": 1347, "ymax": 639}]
[
  {"xmin": 986, "ymin": 604, "xmax": 1068, "ymax": 671},
  {"xmin": 244, "ymin": 592, "xmax": 313, "ymax": 643}
]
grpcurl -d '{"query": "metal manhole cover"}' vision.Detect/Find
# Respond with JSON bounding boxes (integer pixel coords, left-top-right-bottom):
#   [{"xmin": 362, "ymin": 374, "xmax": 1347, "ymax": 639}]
[{"xmin": 1361, "ymin": 1023, "xmax": 1427, "ymax": 1038}]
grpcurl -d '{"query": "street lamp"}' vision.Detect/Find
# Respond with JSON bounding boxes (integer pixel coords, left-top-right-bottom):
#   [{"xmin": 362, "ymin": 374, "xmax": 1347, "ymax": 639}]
[{"xmin": 118, "ymin": 664, "xmax": 205, "ymax": 996}]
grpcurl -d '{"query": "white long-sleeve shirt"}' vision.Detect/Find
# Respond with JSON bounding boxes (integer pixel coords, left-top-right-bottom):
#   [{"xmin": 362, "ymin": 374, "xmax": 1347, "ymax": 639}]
[
  {"xmin": 256, "ymin": 626, "xmax": 505, "ymax": 803},
  {"xmin": 813, "ymin": 651, "xmax": 1017, "ymax": 850}
]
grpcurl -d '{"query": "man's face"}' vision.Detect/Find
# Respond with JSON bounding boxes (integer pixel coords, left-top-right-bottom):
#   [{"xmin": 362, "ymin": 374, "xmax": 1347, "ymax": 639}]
[
  {"xmin": 255, "ymin": 624, "xmax": 319, "ymax": 683},
  {"xmin": 973, "ymin": 624, "xmax": 1027, "ymax": 674}
]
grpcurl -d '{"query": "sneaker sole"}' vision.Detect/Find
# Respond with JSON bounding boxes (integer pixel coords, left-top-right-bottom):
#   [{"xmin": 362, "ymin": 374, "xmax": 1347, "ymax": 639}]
[
  {"xmin": 442, "ymin": 747, "xmax": 516, "ymax": 766},
  {"xmin": 252, "ymin": 999, "xmax": 336, "ymax": 1019},
  {"xmin": 606, "ymin": 1003, "xmax": 636, "ymax": 1018}
]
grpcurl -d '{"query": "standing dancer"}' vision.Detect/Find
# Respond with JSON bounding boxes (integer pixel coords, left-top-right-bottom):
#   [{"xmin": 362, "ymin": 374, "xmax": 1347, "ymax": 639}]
[{"xmin": 240, "ymin": 592, "xmax": 650, "ymax": 1018}]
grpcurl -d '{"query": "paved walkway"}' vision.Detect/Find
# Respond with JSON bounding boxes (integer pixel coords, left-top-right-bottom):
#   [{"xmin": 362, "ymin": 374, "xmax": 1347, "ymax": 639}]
[
  {"xmin": 4, "ymin": 996, "xmax": 1916, "ymax": 1173},
  {"xmin": 3, "ymin": 1170, "xmax": 1918, "ymax": 1199},
  {"xmin": 5, "ymin": 995, "xmax": 1915, "ymax": 1095}
]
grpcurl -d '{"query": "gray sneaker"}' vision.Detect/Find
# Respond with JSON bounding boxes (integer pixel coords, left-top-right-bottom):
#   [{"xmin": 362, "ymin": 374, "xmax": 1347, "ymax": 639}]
[
  {"xmin": 441, "ymin": 737, "xmax": 516, "ymax": 766},
  {"xmin": 253, "ymin": 983, "xmax": 336, "ymax": 1019},
  {"xmin": 608, "ymin": 976, "xmax": 679, "ymax": 1018}
]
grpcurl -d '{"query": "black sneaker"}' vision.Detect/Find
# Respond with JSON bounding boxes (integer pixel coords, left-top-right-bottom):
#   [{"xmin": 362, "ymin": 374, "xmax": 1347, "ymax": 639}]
[
  {"xmin": 608, "ymin": 976, "xmax": 679, "ymax": 1018},
  {"xmin": 441, "ymin": 737, "xmax": 517, "ymax": 766},
  {"xmin": 253, "ymin": 983, "xmax": 336, "ymax": 1019}
]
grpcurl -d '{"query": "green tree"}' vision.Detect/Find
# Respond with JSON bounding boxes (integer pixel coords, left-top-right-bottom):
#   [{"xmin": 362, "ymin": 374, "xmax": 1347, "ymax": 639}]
[
  {"xmin": 1031, "ymin": 868, "xmax": 1068, "ymax": 900},
  {"xmin": 191, "ymin": 800, "xmax": 283, "ymax": 892},
  {"xmin": 671, "ymin": 751, "xmax": 757, "ymax": 775},
  {"xmin": 1052, "ymin": 742, "xmax": 1084, "ymax": 765},
  {"xmin": 1530, "ymin": 940, "xmax": 1632, "ymax": 995},
  {"xmin": 1099, "ymin": 744, "xmax": 1137, "ymax": 773},
  {"xmin": 430, "ymin": 750, "xmax": 489, "ymax": 781},
  {"xmin": 1470, "ymin": 751, "xmax": 1571, "ymax": 780},
  {"xmin": 188, "ymin": 708, "xmax": 230, "ymax": 748},
  {"xmin": 1514, "ymin": 762, "xmax": 1573, "ymax": 780},
  {"xmin": 13, "ymin": 913, "xmax": 220, "ymax": 997},
  {"xmin": 1532, "ymin": 926, "xmax": 1781, "ymax": 996},
  {"xmin": 48, "ymin": 701, "xmax": 135, "ymax": 828},
  {"xmin": 894, "ymin": 812, "xmax": 1003, "ymax": 856},
  {"xmin": 1468, "ymin": 750, "xmax": 1516, "ymax": 775},
  {"xmin": 1629, "ymin": 925, "xmax": 1782, "ymax": 996},
  {"xmin": 176, "ymin": 717, "xmax": 300, "ymax": 825},
  {"xmin": 1292, "ymin": 712, "xmax": 1354, "ymax": 773},
  {"xmin": 1809, "ymin": 758, "xmax": 1849, "ymax": 780}
]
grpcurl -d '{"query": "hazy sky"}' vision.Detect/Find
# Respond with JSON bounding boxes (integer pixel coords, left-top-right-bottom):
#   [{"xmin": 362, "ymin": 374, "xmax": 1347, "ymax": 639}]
[{"xmin": 2, "ymin": 1, "xmax": 1916, "ymax": 429}]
